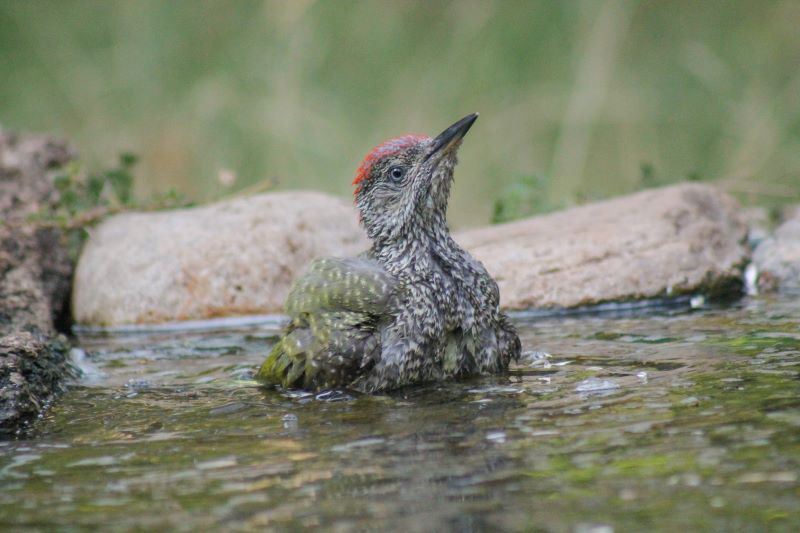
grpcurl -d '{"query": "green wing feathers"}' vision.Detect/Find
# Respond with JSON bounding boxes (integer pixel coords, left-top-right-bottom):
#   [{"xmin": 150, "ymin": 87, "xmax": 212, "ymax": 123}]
[
  {"xmin": 257, "ymin": 258, "xmax": 395, "ymax": 389},
  {"xmin": 285, "ymin": 257, "xmax": 395, "ymax": 315}
]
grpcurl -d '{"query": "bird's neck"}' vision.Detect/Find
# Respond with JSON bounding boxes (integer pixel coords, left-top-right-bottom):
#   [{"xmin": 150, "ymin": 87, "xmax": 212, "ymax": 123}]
[{"xmin": 371, "ymin": 209, "xmax": 465, "ymax": 278}]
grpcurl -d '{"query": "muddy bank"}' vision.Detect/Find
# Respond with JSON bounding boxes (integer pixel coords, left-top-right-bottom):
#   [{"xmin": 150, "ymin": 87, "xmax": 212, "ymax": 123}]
[{"xmin": 0, "ymin": 130, "xmax": 77, "ymax": 435}]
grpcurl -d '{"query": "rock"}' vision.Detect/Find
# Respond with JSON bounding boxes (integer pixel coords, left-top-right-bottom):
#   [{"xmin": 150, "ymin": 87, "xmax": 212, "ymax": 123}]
[
  {"xmin": 0, "ymin": 129, "xmax": 77, "ymax": 435},
  {"xmin": 739, "ymin": 206, "xmax": 770, "ymax": 249},
  {"xmin": 72, "ymin": 191, "xmax": 369, "ymax": 326},
  {"xmin": 782, "ymin": 204, "xmax": 800, "ymax": 223},
  {"xmin": 456, "ymin": 183, "xmax": 748, "ymax": 309},
  {"xmin": 74, "ymin": 182, "xmax": 749, "ymax": 325},
  {"xmin": 752, "ymin": 210, "xmax": 800, "ymax": 292},
  {"xmin": 0, "ymin": 333, "xmax": 75, "ymax": 434}
]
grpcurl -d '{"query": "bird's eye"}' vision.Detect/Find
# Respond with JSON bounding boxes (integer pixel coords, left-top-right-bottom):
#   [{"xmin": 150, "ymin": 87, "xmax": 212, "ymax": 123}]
[{"xmin": 388, "ymin": 166, "xmax": 406, "ymax": 183}]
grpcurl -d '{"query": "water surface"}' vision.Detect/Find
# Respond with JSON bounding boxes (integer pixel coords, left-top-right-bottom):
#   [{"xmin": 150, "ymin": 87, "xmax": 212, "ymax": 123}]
[{"xmin": 1, "ymin": 297, "xmax": 799, "ymax": 531}]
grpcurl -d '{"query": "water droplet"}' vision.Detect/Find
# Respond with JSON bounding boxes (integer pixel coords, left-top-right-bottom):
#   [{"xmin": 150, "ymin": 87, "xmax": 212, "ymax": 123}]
[
  {"xmin": 690, "ymin": 295, "xmax": 705, "ymax": 309},
  {"xmin": 486, "ymin": 431, "xmax": 506, "ymax": 444},
  {"xmin": 744, "ymin": 263, "xmax": 758, "ymax": 296},
  {"xmin": 315, "ymin": 390, "xmax": 354, "ymax": 402}
]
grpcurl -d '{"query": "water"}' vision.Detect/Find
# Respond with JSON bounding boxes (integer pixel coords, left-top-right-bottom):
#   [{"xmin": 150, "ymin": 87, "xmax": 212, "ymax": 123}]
[{"xmin": 1, "ymin": 296, "xmax": 799, "ymax": 531}]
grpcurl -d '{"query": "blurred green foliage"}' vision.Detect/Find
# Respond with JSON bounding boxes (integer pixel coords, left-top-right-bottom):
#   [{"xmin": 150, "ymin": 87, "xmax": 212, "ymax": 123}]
[
  {"xmin": 28, "ymin": 153, "xmax": 189, "ymax": 260},
  {"xmin": 1, "ymin": 0, "xmax": 799, "ymax": 227},
  {"xmin": 44, "ymin": 154, "xmax": 189, "ymax": 227},
  {"xmin": 53, "ymin": 153, "xmax": 137, "ymax": 218},
  {"xmin": 492, "ymin": 174, "xmax": 555, "ymax": 224}
]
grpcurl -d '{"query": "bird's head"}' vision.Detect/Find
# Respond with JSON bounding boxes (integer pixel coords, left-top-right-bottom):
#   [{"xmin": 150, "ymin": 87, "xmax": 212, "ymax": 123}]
[{"xmin": 352, "ymin": 113, "xmax": 478, "ymax": 244}]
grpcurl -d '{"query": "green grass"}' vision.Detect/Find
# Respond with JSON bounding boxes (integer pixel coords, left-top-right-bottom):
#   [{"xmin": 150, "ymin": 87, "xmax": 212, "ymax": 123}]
[{"xmin": 1, "ymin": 0, "xmax": 799, "ymax": 227}]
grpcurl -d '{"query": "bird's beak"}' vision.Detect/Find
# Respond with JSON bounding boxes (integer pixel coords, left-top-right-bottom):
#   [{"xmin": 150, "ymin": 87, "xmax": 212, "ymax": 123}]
[{"xmin": 425, "ymin": 113, "xmax": 479, "ymax": 161}]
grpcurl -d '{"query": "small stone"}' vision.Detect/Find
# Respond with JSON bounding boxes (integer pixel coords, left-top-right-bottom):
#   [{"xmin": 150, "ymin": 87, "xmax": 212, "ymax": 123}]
[
  {"xmin": 753, "ymin": 213, "xmax": 800, "ymax": 292},
  {"xmin": 680, "ymin": 396, "xmax": 700, "ymax": 407}
]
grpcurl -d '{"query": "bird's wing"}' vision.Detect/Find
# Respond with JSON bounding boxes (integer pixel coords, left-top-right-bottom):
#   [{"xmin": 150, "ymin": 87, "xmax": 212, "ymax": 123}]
[
  {"xmin": 285, "ymin": 257, "xmax": 397, "ymax": 316},
  {"xmin": 257, "ymin": 257, "xmax": 396, "ymax": 390}
]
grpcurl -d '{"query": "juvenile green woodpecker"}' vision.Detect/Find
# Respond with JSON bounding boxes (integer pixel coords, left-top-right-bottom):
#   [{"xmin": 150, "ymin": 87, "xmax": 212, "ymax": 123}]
[{"xmin": 257, "ymin": 114, "xmax": 520, "ymax": 391}]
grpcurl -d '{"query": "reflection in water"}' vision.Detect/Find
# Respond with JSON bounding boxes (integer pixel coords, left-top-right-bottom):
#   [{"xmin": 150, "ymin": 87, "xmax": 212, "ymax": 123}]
[{"xmin": 1, "ymin": 297, "xmax": 799, "ymax": 531}]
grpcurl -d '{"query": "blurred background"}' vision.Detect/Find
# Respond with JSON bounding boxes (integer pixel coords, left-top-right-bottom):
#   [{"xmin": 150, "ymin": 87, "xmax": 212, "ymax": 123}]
[{"xmin": 1, "ymin": 0, "xmax": 799, "ymax": 227}]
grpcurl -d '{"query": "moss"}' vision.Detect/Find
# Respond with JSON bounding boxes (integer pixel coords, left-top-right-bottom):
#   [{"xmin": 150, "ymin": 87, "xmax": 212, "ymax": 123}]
[
  {"xmin": 608, "ymin": 453, "xmax": 696, "ymax": 477},
  {"xmin": 33, "ymin": 155, "xmax": 192, "ymax": 262}
]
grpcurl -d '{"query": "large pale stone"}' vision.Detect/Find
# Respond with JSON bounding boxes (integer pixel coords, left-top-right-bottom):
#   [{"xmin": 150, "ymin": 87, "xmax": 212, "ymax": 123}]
[
  {"xmin": 456, "ymin": 183, "xmax": 748, "ymax": 309},
  {"xmin": 72, "ymin": 192, "xmax": 369, "ymax": 326},
  {"xmin": 74, "ymin": 182, "xmax": 749, "ymax": 326}
]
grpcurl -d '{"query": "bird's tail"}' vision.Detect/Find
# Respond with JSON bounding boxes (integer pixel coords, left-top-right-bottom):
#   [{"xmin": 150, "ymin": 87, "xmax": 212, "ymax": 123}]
[
  {"xmin": 256, "ymin": 328, "xmax": 313, "ymax": 388},
  {"xmin": 256, "ymin": 337, "xmax": 290, "ymax": 387}
]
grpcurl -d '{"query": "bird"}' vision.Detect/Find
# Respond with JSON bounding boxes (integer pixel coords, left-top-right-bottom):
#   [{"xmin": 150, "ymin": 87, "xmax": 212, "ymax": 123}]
[{"xmin": 257, "ymin": 113, "xmax": 520, "ymax": 392}]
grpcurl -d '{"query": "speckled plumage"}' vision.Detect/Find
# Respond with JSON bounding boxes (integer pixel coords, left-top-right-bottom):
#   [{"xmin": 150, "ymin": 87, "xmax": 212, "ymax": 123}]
[{"xmin": 257, "ymin": 114, "xmax": 520, "ymax": 392}]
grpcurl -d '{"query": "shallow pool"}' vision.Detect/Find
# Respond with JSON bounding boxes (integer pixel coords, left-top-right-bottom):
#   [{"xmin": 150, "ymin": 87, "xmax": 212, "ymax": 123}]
[{"xmin": 1, "ymin": 296, "xmax": 798, "ymax": 531}]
